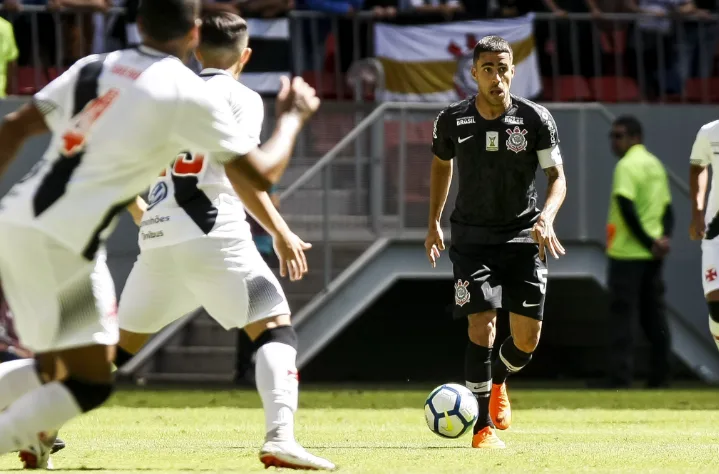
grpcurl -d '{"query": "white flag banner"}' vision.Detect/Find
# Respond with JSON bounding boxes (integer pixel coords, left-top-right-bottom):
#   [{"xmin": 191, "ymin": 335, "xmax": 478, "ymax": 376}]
[{"xmin": 374, "ymin": 14, "xmax": 541, "ymax": 102}]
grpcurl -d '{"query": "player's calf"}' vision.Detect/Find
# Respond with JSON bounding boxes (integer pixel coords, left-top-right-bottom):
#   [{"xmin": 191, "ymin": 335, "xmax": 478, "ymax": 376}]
[
  {"xmin": 465, "ymin": 312, "xmax": 497, "ymax": 435},
  {"xmin": 490, "ymin": 331, "xmax": 537, "ymax": 431}
]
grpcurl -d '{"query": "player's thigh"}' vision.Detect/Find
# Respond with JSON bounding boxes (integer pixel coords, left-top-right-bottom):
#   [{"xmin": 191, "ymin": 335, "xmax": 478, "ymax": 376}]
[
  {"xmin": 0, "ymin": 225, "xmax": 108, "ymax": 353},
  {"xmin": 182, "ymin": 238, "xmax": 290, "ymax": 330},
  {"xmin": 701, "ymin": 240, "xmax": 719, "ymax": 300},
  {"xmin": 500, "ymin": 243, "xmax": 547, "ymax": 321},
  {"xmin": 118, "ymin": 247, "xmax": 197, "ymax": 334},
  {"xmin": 448, "ymin": 244, "xmax": 502, "ymax": 320}
]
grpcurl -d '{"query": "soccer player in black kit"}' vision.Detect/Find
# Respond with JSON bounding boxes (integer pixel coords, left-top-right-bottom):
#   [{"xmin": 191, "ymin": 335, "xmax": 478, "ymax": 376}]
[{"xmin": 425, "ymin": 36, "xmax": 567, "ymax": 449}]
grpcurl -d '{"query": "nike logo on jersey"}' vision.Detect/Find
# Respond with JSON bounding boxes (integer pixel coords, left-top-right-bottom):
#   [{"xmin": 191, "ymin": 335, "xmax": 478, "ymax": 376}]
[
  {"xmin": 523, "ymin": 301, "xmax": 540, "ymax": 307},
  {"xmin": 458, "ymin": 135, "xmax": 473, "ymax": 143}
]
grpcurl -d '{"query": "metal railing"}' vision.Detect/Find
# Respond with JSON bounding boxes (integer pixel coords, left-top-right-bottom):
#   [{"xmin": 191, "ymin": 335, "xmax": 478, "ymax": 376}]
[
  {"xmin": 3, "ymin": 7, "xmax": 718, "ymax": 102},
  {"xmin": 279, "ymin": 101, "xmax": 696, "ymax": 293}
]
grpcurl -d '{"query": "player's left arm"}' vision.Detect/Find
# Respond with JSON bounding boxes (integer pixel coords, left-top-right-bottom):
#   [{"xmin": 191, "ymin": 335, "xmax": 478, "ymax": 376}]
[
  {"xmin": 532, "ymin": 108, "xmax": 566, "ymax": 260},
  {"xmin": 0, "ymin": 102, "xmax": 49, "ymax": 179},
  {"xmin": 233, "ymin": 173, "xmax": 310, "ymax": 282}
]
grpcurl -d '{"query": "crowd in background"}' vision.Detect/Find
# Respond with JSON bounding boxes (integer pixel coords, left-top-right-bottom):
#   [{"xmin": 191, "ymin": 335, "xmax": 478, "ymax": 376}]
[{"xmin": 0, "ymin": 0, "xmax": 718, "ymax": 98}]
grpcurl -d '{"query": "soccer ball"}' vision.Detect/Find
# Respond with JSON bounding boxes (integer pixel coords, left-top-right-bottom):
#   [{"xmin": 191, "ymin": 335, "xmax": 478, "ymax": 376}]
[{"xmin": 424, "ymin": 383, "xmax": 478, "ymax": 438}]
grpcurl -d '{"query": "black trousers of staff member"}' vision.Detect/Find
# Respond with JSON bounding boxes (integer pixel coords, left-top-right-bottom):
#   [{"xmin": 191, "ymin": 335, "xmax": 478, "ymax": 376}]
[{"xmin": 607, "ymin": 258, "xmax": 671, "ymax": 387}]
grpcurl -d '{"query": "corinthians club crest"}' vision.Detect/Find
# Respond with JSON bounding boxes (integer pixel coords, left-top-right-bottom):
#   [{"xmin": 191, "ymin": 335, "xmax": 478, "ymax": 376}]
[
  {"xmin": 448, "ymin": 34, "xmax": 479, "ymax": 99},
  {"xmin": 454, "ymin": 279, "xmax": 470, "ymax": 307},
  {"xmin": 506, "ymin": 126, "xmax": 528, "ymax": 153}
]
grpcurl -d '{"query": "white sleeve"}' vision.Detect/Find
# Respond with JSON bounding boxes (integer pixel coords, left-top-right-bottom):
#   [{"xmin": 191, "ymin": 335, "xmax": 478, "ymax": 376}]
[
  {"xmin": 690, "ymin": 129, "xmax": 712, "ymax": 168},
  {"xmin": 172, "ymin": 84, "xmax": 257, "ymax": 165},
  {"xmin": 33, "ymin": 56, "xmax": 96, "ymax": 132},
  {"xmin": 537, "ymin": 145, "xmax": 563, "ymax": 169}
]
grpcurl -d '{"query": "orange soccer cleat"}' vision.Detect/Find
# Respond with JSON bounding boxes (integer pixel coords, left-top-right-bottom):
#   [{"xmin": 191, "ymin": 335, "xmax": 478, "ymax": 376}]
[
  {"xmin": 471, "ymin": 426, "xmax": 506, "ymax": 449},
  {"xmin": 489, "ymin": 382, "xmax": 512, "ymax": 430}
]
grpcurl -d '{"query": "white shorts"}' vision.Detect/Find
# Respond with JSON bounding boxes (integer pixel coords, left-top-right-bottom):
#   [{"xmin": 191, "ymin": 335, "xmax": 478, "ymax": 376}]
[
  {"xmin": 118, "ymin": 237, "xmax": 289, "ymax": 334},
  {"xmin": 0, "ymin": 224, "xmax": 118, "ymax": 353},
  {"xmin": 702, "ymin": 239, "xmax": 719, "ymax": 295}
]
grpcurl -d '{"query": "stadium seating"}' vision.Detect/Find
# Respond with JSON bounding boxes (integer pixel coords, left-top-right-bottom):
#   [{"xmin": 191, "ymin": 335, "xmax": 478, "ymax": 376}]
[
  {"xmin": 589, "ymin": 77, "xmax": 640, "ymax": 103},
  {"xmin": 542, "ymin": 76, "xmax": 593, "ymax": 102}
]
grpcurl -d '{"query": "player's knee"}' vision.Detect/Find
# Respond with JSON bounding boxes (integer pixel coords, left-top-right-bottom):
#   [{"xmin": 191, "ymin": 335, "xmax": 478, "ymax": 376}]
[
  {"xmin": 513, "ymin": 331, "xmax": 540, "ymax": 353},
  {"xmin": 245, "ymin": 314, "xmax": 292, "ymax": 341},
  {"xmin": 467, "ymin": 313, "xmax": 496, "ymax": 345},
  {"xmin": 253, "ymin": 325, "xmax": 298, "ymax": 351},
  {"xmin": 62, "ymin": 376, "xmax": 114, "ymax": 413}
]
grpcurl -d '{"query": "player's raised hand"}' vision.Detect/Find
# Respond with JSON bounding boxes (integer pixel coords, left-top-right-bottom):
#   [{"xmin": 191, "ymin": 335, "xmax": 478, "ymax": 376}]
[
  {"xmin": 274, "ymin": 231, "xmax": 312, "ymax": 282},
  {"xmin": 425, "ymin": 224, "xmax": 445, "ymax": 268},
  {"xmin": 275, "ymin": 76, "xmax": 320, "ymax": 123},
  {"xmin": 531, "ymin": 216, "xmax": 565, "ymax": 261}
]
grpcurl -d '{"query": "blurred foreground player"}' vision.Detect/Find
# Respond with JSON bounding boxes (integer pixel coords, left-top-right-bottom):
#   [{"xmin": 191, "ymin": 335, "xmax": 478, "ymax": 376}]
[
  {"xmin": 0, "ymin": 0, "xmax": 318, "ymax": 468},
  {"xmin": 0, "ymin": 247, "xmax": 119, "ymax": 464},
  {"xmin": 425, "ymin": 36, "xmax": 567, "ymax": 448},
  {"xmin": 689, "ymin": 119, "xmax": 719, "ymax": 352},
  {"xmin": 115, "ymin": 13, "xmax": 334, "ymax": 470}
]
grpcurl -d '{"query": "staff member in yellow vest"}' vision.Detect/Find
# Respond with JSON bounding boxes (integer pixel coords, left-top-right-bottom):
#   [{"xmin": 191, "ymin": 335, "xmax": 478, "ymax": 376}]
[{"xmin": 601, "ymin": 115, "xmax": 674, "ymax": 389}]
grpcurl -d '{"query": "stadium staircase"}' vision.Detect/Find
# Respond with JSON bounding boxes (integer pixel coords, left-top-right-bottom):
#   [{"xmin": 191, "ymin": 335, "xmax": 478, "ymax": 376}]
[{"xmin": 119, "ymin": 102, "xmax": 719, "ymax": 385}]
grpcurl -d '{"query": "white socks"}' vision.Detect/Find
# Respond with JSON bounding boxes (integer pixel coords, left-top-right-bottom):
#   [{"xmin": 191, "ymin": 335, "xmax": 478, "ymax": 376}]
[
  {"xmin": 0, "ymin": 358, "xmax": 43, "ymax": 411},
  {"xmin": 255, "ymin": 342, "xmax": 299, "ymax": 443},
  {"xmin": 0, "ymin": 382, "xmax": 81, "ymax": 454}
]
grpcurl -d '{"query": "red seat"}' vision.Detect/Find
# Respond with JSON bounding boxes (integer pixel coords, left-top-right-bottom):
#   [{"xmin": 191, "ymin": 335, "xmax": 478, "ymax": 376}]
[
  {"xmin": 684, "ymin": 78, "xmax": 719, "ymax": 103},
  {"xmin": 590, "ymin": 77, "xmax": 640, "ymax": 102},
  {"xmin": 542, "ymin": 76, "xmax": 593, "ymax": 102},
  {"xmin": 301, "ymin": 71, "xmax": 352, "ymax": 100}
]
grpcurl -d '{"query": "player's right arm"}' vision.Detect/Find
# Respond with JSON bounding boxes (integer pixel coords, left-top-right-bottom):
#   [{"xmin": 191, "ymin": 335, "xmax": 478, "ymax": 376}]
[
  {"xmin": 0, "ymin": 103, "xmax": 48, "ymax": 178},
  {"xmin": 426, "ymin": 109, "xmax": 454, "ymax": 267},
  {"xmin": 689, "ymin": 126, "xmax": 712, "ymax": 240},
  {"xmin": 173, "ymin": 75, "xmax": 318, "ymax": 193}
]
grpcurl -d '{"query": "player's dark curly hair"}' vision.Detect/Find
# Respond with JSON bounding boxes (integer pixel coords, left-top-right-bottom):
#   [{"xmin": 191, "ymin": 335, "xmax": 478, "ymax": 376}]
[
  {"xmin": 473, "ymin": 35, "xmax": 513, "ymax": 64},
  {"xmin": 200, "ymin": 12, "xmax": 249, "ymax": 51},
  {"xmin": 138, "ymin": 0, "xmax": 199, "ymax": 43}
]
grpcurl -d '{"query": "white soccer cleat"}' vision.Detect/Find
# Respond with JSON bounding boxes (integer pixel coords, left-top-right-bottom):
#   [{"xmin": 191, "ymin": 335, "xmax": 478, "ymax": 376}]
[
  {"xmin": 259, "ymin": 440, "xmax": 335, "ymax": 471},
  {"xmin": 19, "ymin": 431, "xmax": 57, "ymax": 470}
]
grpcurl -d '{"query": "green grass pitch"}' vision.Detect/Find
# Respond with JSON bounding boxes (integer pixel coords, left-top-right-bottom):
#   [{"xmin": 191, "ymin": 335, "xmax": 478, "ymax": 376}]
[{"xmin": 1, "ymin": 387, "xmax": 718, "ymax": 473}]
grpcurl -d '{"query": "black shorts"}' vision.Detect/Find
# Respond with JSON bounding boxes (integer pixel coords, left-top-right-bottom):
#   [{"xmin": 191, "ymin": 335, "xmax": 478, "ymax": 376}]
[{"xmin": 449, "ymin": 243, "xmax": 548, "ymax": 320}]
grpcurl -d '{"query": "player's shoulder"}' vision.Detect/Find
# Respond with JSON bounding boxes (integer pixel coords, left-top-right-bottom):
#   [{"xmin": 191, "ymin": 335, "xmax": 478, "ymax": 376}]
[
  {"xmin": 512, "ymin": 95, "xmax": 553, "ymax": 123},
  {"xmin": 231, "ymin": 80, "xmax": 264, "ymax": 111},
  {"xmin": 436, "ymin": 97, "xmax": 474, "ymax": 127},
  {"xmin": 697, "ymin": 120, "xmax": 719, "ymax": 139}
]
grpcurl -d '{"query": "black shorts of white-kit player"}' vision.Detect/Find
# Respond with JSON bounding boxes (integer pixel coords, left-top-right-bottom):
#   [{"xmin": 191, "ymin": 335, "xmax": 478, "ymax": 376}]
[{"xmin": 432, "ymin": 94, "xmax": 562, "ymax": 321}]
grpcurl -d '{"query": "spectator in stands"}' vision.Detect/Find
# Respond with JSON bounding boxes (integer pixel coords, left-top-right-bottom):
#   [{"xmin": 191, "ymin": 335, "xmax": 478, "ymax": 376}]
[
  {"xmin": 673, "ymin": 0, "xmax": 716, "ymax": 85},
  {"xmin": 491, "ymin": 0, "xmax": 536, "ymax": 18},
  {"xmin": 239, "ymin": 0, "xmax": 294, "ymax": 17},
  {"xmin": 0, "ymin": 16, "xmax": 18, "ymax": 97},
  {"xmin": 626, "ymin": 0, "xmax": 707, "ymax": 96},
  {"xmin": 600, "ymin": 115, "xmax": 674, "ymax": 389},
  {"xmin": 399, "ymin": 0, "xmax": 464, "ymax": 18},
  {"xmin": 300, "ymin": 0, "xmax": 363, "ymax": 13},
  {"xmin": 535, "ymin": 0, "xmax": 603, "ymax": 78}
]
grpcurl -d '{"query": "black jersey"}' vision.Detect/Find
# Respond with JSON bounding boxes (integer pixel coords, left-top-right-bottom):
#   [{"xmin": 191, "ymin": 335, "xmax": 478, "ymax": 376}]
[{"xmin": 432, "ymin": 94, "xmax": 561, "ymax": 245}]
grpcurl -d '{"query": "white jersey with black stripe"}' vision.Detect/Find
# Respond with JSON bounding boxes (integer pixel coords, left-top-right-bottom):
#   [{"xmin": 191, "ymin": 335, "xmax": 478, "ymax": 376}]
[
  {"xmin": 0, "ymin": 47, "xmax": 256, "ymax": 259},
  {"xmin": 138, "ymin": 68, "xmax": 262, "ymax": 250},
  {"xmin": 690, "ymin": 120, "xmax": 719, "ymax": 230}
]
